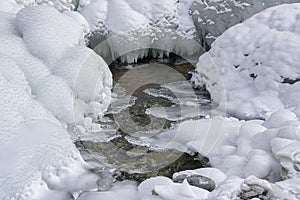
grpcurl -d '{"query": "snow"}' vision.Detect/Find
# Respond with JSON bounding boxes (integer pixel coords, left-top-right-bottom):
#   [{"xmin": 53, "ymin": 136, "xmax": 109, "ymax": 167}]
[
  {"xmin": 0, "ymin": 0, "xmax": 23, "ymax": 13},
  {"xmin": 0, "ymin": 5, "xmax": 112, "ymax": 199},
  {"xmin": 138, "ymin": 176, "xmax": 209, "ymax": 200},
  {"xmin": 77, "ymin": 181, "xmax": 138, "ymax": 200},
  {"xmin": 192, "ymin": 3, "xmax": 300, "ymax": 120},
  {"xmin": 15, "ymin": 0, "xmax": 76, "ymax": 12},
  {"xmin": 190, "ymin": 0, "xmax": 300, "ymax": 48},
  {"xmin": 1, "ymin": 1, "xmax": 300, "ymax": 200},
  {"xmin": 138, "ymin": 108, "xmax": 300, "ymax": 199}
]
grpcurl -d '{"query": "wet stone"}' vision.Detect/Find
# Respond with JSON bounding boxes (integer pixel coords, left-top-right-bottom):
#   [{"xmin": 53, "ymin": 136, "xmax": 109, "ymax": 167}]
[
  {"xmin": 76, "ymin": 138, "xmax": 210, "ymax": 183},
  {"xmin": 239, "ymin": 184, "xmax": 272, "ymax": 200},
  {"xmin": 173, "ymin": 174, "xmax": 215, "ymax": 191}
]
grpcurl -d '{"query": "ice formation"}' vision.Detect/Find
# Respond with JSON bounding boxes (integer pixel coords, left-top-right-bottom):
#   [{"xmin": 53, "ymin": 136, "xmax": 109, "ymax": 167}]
[
  {"xmin": 192, "ymin": 3, "xmax": 300, "ymax": 119},
  {"xmin": 79, "ymin": 0, "xmax": 201, "ymax": 64},
  {"xmin": 190, "ymin": 0, "xmax": 300, "ymax": 48},
  {"xmin": 0, "ymin": 5, "xmax": 112, "ymax": 199}
]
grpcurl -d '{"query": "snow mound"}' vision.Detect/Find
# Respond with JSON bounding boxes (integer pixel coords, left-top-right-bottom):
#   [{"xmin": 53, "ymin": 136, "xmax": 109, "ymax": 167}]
[
  {"xmin": 192, "ymin": 3, "xmax": 300, "ymax": 119},
  {"xmin": 138, "ymin": 109, "xmax": 300, "ymax": 199},
  {"xmin": 190, "ymin": 0, "xmax": 299, "ymax": 48},
  {"xmin": 0, "ymin": 5, "xmax": 112, "ymax": 198},
  {"xmin": 80, "ymin": 0, "xmax": 201, "ymax": 64}
]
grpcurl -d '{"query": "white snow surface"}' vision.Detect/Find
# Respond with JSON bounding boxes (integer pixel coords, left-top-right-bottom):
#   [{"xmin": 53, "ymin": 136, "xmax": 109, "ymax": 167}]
[
  {"xmin": 0, "ymin": 0, "xmax": 78, "ymax": 13},
  {"xmin": 1, "ymin": 2, "xmax": 300, "ymax": 200},
  {"xmin": 192, "ymin": 3, "xmax": 300, "ymax": 120},
  {"xmin": 0, "ymin": 5, "xmax": 112, "ymax": 199},
  {"xmin": 137, "ymin": 109, "xmax": 300, "ymax": 199},
  {"xmin": 15, "ymin": 0, "xmax": 76, "ymax": 12}
]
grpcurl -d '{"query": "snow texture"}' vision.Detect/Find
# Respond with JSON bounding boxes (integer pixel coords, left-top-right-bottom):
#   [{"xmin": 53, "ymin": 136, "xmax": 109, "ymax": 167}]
[
  {"xmin": 192, "ymin": 3, "xmax": 300, "ymax": 120},
  {"xmin": 0, "ymin": 5, "xmax": 112, "ymax": 199},
  {"xmin": 190, "ymin": 0, "xmax": 300, "ymax": 48}
]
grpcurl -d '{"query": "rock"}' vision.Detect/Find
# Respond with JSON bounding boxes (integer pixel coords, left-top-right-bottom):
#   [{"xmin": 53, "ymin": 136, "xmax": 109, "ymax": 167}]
[
  {"xmin": 190, "ymin": 0, "xmax": 299, "ymax": 49},
  {"xmin": 173, "ymin": 174, "xmax": 215, "ymax": 191},
  {"xmin": 76, "ymin": 139, "xmax": 210, "ymax": 183},
  {"xmin": 239, "ymin": 176, "xmax": 274, "ymax": 200}
]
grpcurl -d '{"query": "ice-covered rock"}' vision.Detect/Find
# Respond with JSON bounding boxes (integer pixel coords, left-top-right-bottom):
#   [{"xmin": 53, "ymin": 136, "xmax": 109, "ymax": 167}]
[
  {"xmin": 190, "ymin": 0, "xmax": 299, "ymax": 48},
  {"xmin": 80, "ymin": 0, "xmax": 201, "ymax": 64},
  {"xmin": 192, "ymin": 3, "xmax": 300, "ymax": 119}
]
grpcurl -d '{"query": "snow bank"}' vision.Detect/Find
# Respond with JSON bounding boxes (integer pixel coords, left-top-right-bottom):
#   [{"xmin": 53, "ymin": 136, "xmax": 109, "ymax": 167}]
[
  {"xmin": 192, "ymin": 3, "xmax": 300, "ymax": 119},
  {"xmin": 138, "ymin": 109, "xmax": 300, "ymax": 199},
  {"xmin": 80, "ymin": 0, "xmax": 201, "ymax": 63},
  {"xmin": 190, "ymin": 0, "xmax": 299, "ymax": 48},
  {"xmin": 0, "ymin": 5, "xmax": 112, "ymax": 199}
]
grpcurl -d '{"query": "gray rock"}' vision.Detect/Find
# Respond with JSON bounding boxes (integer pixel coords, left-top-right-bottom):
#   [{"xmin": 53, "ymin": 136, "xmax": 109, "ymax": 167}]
[
  {"xmin": 173, "ymin": 174, "xmax": 215, "ymax": 191},
  {"xmin": 190, "ymin": 0, "xmax": 300, "ymax": 49},
  {"xmin": 240, "ymin": 184, "xmax": 272, "ymax": 200}
]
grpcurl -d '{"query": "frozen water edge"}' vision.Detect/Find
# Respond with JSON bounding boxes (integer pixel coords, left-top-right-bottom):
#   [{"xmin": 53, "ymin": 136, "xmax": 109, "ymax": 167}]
[{"xmin": 144, "ymin": 80, "xmax": 212, "ymax": 121}]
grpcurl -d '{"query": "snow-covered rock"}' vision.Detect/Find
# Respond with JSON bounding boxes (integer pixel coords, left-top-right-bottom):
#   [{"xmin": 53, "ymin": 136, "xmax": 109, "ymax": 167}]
[
  {"xmin": 0, "ymin": 5, "xmax": 112, "ymax": 124},
  {"xmin": 80, "ymin": 0, "xmax": 201, "ymax": 64},
  {"xmin": 190, "ymin": 0, "xmax": 300, "ymax": 48},
  {"xmin": 15, "ymin": 0, "xmax": 77, "ymax": 12},
  {"xmin": 138, "ymin": 176, "xmax": 210, "ymax": 200},
  {"xmin": 0, "ymin": 0, "xmax": 79, "ymax": 13},
  {"xmin": 0, "ymin": 5, "xmax": 112, "ymax": 199},
  {"xmin": 192, "ymin": 3, "xmax": 300, "ymax": 119},
  {"xmin": 77, "ymin": 181, "xmax": 138, "ymax": 200}
]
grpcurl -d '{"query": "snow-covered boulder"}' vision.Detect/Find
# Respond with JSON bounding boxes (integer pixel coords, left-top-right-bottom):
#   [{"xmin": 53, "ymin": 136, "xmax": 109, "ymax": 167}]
[
  {"xmin": 190, "ymin": 0, "xmax": 300, "ymax": 48},
  {"xmin": 0, "ymin": 52, "xmax": 99, "ymax": 200},
  {"xmin": 79, "ymin": 0, "xmax": 201, "ymax": 63},
  {"xmin": 0, "ymin": 5, "xmax": 112, "ymax": 199},
  {"xmin": 16, "ymin": 0, "xmax": 77, "ymax": 12},
  {"xmin": 192, "ymin": 3, "xmax": 300, "ymax": 119},
  {"xmin": 0, "ymin": 6, "xmax": 112, "ymax": 124}
]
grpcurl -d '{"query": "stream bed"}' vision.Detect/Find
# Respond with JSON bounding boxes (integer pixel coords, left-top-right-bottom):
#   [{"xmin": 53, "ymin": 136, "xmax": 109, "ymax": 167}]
[{"xmin": 75, "ymin": 56, "xmax": 213, "ymax": 184}]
